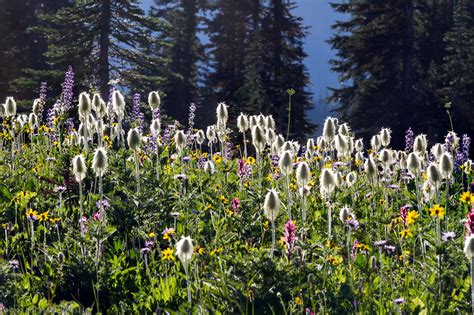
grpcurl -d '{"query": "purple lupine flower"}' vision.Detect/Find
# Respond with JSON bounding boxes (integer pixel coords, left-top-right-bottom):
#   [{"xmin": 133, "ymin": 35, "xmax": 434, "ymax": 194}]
[
  {"xmin": 96, "ymin": 199, "xmax": 111, "ymax": 209},
  {"xmin": 188, "ymin": 103, "xmax": 196, "ymax": 131},
  {"xmin": 444, "ymin": 132, "xmax": 455, "ymax": 153},
  {"xmin": 405, "ymin": 128, "xmax": 414, "ymax": 152},
  {"xmin": 79, "ymin": 216, "xmax": 88, "ymax": 234},
  {"xmin": 37, "ymin": 81, "xmax": 47, "ymax": 120},
  {"xmin": 384, "ymin": 245, "xmax": 396, "ymax": 254},
  {"xmin": 283, "ymin": 220, "xmax": 298, "ymax": 258},
  {"xmin": 461, "ymin": 134, "xmax": 471, "ymax": 164},
  {"xmin": 225, "ymin": 141, "xmax": 232, "ymax": 160},
  {"xmin": 65, "ymin": 117, "xmax": 75, "ymax": 133},
  {"xmin": 271, "ymin": 155, "xmax": 279, "ymax": 168},
  {"xmin": 237, "ymin": 159, "xmax": 252, "ymax": 182},
  {"xmin": 152, "ymin": 107, "xmax": 160, "ymax": 120},
  {"xmin": 374, "ymin": 240, "xmax": 387, "ymax": 248},
  {"xmin": 59, "ymin": 66, "xmax": 74, "ymax": 114},
  {"xmin": 146, "ymin": 133, "xmax": 158, "ymax": 155},
  {"xmin": 131, "ymin": 93, "xmax": 144, "ymax": 133},
  {"xmin": 400, "ymin": 205, "xmax": 411, "ymax": 229}
]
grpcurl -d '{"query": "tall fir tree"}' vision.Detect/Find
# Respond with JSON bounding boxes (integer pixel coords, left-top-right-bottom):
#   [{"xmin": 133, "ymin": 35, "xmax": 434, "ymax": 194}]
[
  {"xmin": 150, "ymin": 0, "xmax": 204, "ymax": 124},
  {"xmin": 435, "ymin": 0, "xmax": 474, "ymax": 138},
  {"xmin": 261, "ymin": 0, "xmax": 315, "ymax": 140},
  {"xmin": 28, "ymin": 0, "xmax": 164, "ymax": 101},
  {"xmin": 328, "ymin": 0, "xmax": 421, "ymax": 147},
  {"xmin": 0, "ymin": 0, "xmax": 69, "ymax": 106}
]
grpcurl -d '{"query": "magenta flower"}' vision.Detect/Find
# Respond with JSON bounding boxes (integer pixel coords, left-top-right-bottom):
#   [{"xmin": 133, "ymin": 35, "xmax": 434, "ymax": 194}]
[
  {"xmin": 283, "ymin": 220, "xmax": 298, "ymax": 258},
  {"xmin": 232, "ymin": 197, "xmax": 240, "ymax": 214}
]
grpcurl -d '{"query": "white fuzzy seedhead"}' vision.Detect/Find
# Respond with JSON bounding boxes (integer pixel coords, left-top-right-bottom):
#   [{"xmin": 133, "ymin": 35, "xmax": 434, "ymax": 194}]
[
  {"xmin": 265, "ymin": 129, "xmax": 276, "ymax": 145},
  {"xmin": 216, "ymin": 102, "xmax": 228, "ymax": 126},
  {"xmin": 265, "ymin": 116, "xmax": 276, "ymax": 130},
  {"xmin": 413, "ymin": 134, "xmax": 427, "ymax": 153},
  {"xmin": 252, "ymin": 125, "xmax": 266, "ymax": 153},
  {"xmin": 127, "ymin": 128, "xmax": 142, "ymax": 150},
  {"xmin": 206, "ymin": 125, "xmax": 216, "ymax": 142},
  {"xmin": 364, "ymin": 156, "xmax": 378, "ymax": 182},
  {"xmin": 279, "ymin": 150, "xmax": 293, "ymax": 176},
  {"xmin": 148, "ymin": 91, "xmax": 161, "ymax": 110},
  {"xmin": 237, "ymin": 113, "xmax": 249, "ymax": 132},
  {"xmin": 72, "ymin": 154, "xmax": 87, "ymax": 183},
  {"xmin": 264, "ymin": 189, "xmax": 280, "ymax": 222},
  {"xmin": 5, "ymin": 97, "xmax": 16, "ymax": 117},
  {"xmin": 320, "ymin": 168, "xmax": 337, "ymax": 198},
  {"xmin": 431, "ymin": 143, "xmax": 444, "ymax": 161},
  {"xmin": 112, "ymin": 90, "xmax": 126, "ymax": 120},
  {"xmin": 439, "ymin": 152, "xmax": 453, "ymax": 179},
  {"xmin": 355, "ymin": 138, "xmax": 364, "ymax": 152},
  {"xmin": 338, "ymin": 123, "xmax": 350, "ymax": 137},
  {"xmin": 464, "ymin": 235, "xmax": 474, "ymax": 259},
  {"xmin": 195, "ymin": 130, "xmax": 205, "ymax": 145},
  {"xmin": 204, "ymin": 160, "xmax": 215, "ymax": 174},
  {"xmin": 339, "ymin": 207, "xmax": 352, "ymax": 223},
  {"xmin": 370, "ymin": 135, "xmax": 381, "ymax": 152},
  {"xmin": 322, "ymin": 117, "xmax": 337, "ymax": 143},
  {"xmin": 346, "ymin": 171, "xmax": 357, "ymax": 187},
  {"xmin": 407, "ymin": 152, "xmax": 421, "ymax": 176},
  {"xmin": 28, "ymin": 113, "xmax": 38, "ymax": 128},
  {"xmin": 78, "ymin": 92, "xmax": 91, "ymax": 118},
  {"xmin": 150, "ymin": 119, "xmax": 161, "ymax": 136},
  {"xmin": 93, "ymin": 94, "xmax": 107, "ymax": 118},
  {"xmin": 174, "ymin": 130, "xmax": 187, "ymax": 154},
  {"xmin": 427, "ymin": 163, "xmax": 442, "ymax": 189},
  {"xmin": 296, "ymin": 162, "xmax": 311, "ymax": 187},
  {"xmin": 92, "ymin": 147, "xmax": 108, "ymax": 177},
  {"xmin": 175, "ymin": 236, "xmax": 194, "ymax": 264},
  {"xmin": 379, "ymin": 128, "xmax": 391, "ymax": 147}
]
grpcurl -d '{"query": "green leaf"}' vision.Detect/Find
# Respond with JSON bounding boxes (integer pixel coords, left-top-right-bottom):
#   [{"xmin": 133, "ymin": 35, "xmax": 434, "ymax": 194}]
[{"xmin": 38, "ymin": 298, "xmax": 48, "ymax": 310}]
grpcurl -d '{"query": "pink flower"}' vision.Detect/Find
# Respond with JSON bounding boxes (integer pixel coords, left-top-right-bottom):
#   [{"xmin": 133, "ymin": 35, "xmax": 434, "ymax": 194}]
[
  {"xmin": 93, "ymin": 212, "xmax": 102, "ymax": 221},
  {"xmin": 283, "ymin": 220, "xmax": 298, "ymax": 258},
  {"xmin": 465, "ymin": 210, "xmax": 474, "ymax": 236},
  {"xmin": 232, "ymin": 198, "xmax": 240, "ymax": 214}
]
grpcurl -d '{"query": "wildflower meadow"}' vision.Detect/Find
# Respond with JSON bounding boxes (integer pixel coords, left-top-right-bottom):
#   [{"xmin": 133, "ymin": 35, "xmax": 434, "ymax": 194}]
[{"xmin": 0, "ymin": 83, "xmax": 473, "ymax": 314}]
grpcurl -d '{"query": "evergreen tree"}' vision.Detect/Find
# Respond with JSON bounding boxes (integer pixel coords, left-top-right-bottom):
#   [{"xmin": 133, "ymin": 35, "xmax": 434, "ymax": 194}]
[
  {"xmin": 150, "ymin": 0, "xmax": 204, "ymax": 124},
  {"xmin": 0, "ymin": 0, "xmax": 68, "ymax": 105},
  {"xmin": 29, "ymin": 0, "xmax": 163, "ymax": 101},
  {"xmin": 436, "ymin": 0, "xmax": 474, "ymax": 138},
  {"xmin": 261, "ymin": 0, "xmax": 315, "ymax": 140},
  {"xmin": 328, "ymin": 0, "xmax": 420, "ymax": 147}
]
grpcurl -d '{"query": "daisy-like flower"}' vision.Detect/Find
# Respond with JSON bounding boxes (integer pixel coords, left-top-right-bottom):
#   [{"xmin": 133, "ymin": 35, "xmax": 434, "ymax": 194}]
[
  {"xmin": 162, "ymin": 227, "xmax": 176, "ymax": 240},
  {"xmin": 37, "ymin": 211, "xmax": 50, "ymax": 222},
  {"xmin": 442, "ymin": 231, "xmax": 456, "ymax": 242},
  {"xmin": 26, "ymin": 209, "xmax": 38, "ymax": 221},
  {"xmin": 406, "ymin": 210, "xmax": 419, "ymax": 225},
  {"xmin": 399, "ymin": 229, "xmax": 413, "ymax": 238},
  {"xmin": 162, "ymin": 248, "xmax": 174, "ymax": 261},
  {"xmin": 429, "ymin": 204, "xmax": 445, "ymax": 219},
  {"xmin": 460, "ymin": 192, "xmax": 474, "ymax": 204}
]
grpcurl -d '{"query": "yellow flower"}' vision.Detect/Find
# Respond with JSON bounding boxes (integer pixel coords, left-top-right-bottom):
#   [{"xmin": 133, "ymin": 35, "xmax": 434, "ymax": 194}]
[
  {"xmin": 422, "ymin": 172, "xmax": 428, "ymax": 180},
  {"xmin": 246, "ymin": 157, "xmax": 256, "ymax": 165},
  {"xmin": 289, "ymin": 182, "xmax": 297, "ymax": 192},
  {"xmin": 279, "ymin": 236, "xmax": 286, "ymax": 247},
  {"xmin": 295, "ymin": 297, "xmax": 303, "ymax": 305},
  {"xmin": 49, "ymin": 217, "xmax": 60, "ymax": 224},
  {"xmin": 37, "ymin": 211, "xmax": 50, "ymax": 222},
  {"xmin": 355, "ymin": 243, "xmax": 370, "ymax": 251},
  {"xmin": 324, "ymin": 162, "xmax": 332, "ymax": 169},
  {"xmin": 266, "ymin": 173, "xmax": 274, "ymax": 182},
  {"xmin": 225, "ymin": 209, "xmax": 234, "ymax": 216},
  {"xmin": 26, "ymin": 208, "xmax": 38, "ymax": 218},
  {"xmin": 149, "ymin": 232, "xmax": 156, "ymax": 238},
  {"xmin": 399, "ymin": 250, "xmax": 411, "ymax": 260},
  {"xmin": 399, "ymin": 229, "xmax": 413, "ymax": 238},
  {"xmin": 162, "ymin": 248, "xmax": 174, "ymax": 261},
  {"xmin": 219, "ymin": 195, "xmax": 228, "ymax": 203},
  {"xmin": 460, "ymin": 192, "xmax": 474, "ymax": 204},
  {"xmin": 379, "ymin": 199, "xmax": 386, "ymax": 206},
  {"xmin": 429, "ymin": 204, "xmax": 445, "ymax": 219},
  {"xmin": 244, "ymin": 181, "xmax": 252, "ymax": 188},
  {"xmin": 406, "ymin": 210, "xmax": 419, "ymax": 225},
  {"xmin": 197, "ymin": 247, "xmax": 206, "ymax": 255},
  {"xmin": 263, "ymin": 220, "xmax": 269, "ymax": 230},
  {"xmin": 327, "ymin": 255, "xmax": 343, "ymax": 265},
  {"xmin": 209, "ymin": 248, "xmax": 222, "ymax": 257},
  {"xmin": 213, "ymin": 155, "xmax": 223, "ymax": 164}
]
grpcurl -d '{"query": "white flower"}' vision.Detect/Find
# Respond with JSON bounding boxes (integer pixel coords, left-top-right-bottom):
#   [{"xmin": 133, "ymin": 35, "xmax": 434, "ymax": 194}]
[
  {"xmin": 464, "ymin": 235, "xmax": 474, "ymax": 259},
  {"xmin": 175, "ymin": 236, "xmax": 194, "ymax": 264}
]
